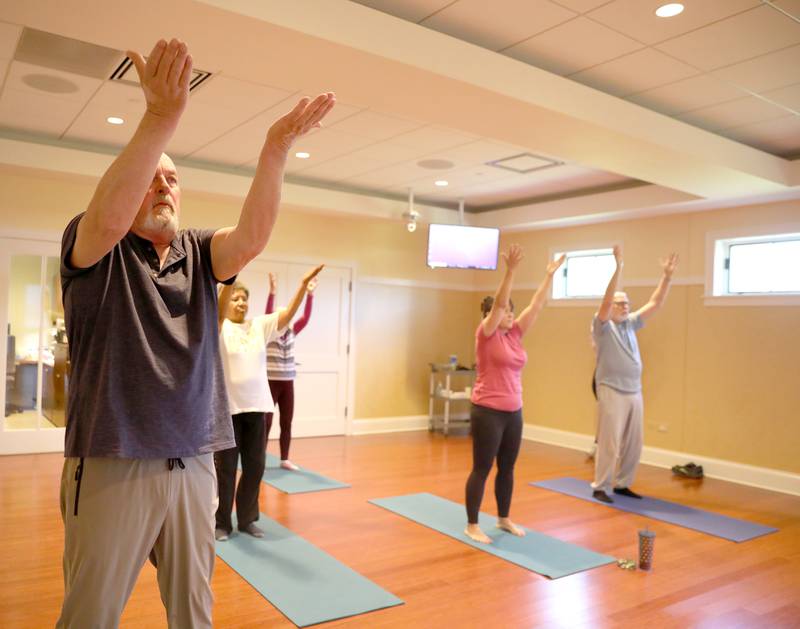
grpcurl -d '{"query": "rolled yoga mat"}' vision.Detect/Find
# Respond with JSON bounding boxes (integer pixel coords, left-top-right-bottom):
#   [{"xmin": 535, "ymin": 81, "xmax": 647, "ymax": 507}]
[
  {"xmin": 216, "ymin": 514, "xmax": 403, "ymax": 627},
  {"xmin": 259, "ymin": 453, "xmax": 350, "ymax": 494},
  {"xmin": 530, "ymin": 477, "xmax": 778, "ymax": 542},
  {"xmin": 369, "ymin": 492, "xmax": 614, "ymax": 579}
]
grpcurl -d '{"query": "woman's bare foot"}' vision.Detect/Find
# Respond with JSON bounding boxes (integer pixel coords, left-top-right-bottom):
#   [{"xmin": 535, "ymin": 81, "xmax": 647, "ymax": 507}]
[
  {"xmin": 280, "ymin": 460, "xmax": 300, "ymax": 471},
  {"xmin": 464, "ymin": 523, "xmax": 492, "ymax": 544},
  {"xmin": 497, "ymin": 518, "xmax": 526, "ymax": 537}
]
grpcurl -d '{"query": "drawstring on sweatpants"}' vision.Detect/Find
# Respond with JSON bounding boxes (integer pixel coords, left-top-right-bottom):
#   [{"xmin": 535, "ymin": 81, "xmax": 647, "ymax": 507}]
[
  {"xmin": 167, "ymin": 457, "xmax": 185, "ymax": 471},
  {"xmin": 73, "ymin": 457, "xmax": 85, "ymax": 516}
]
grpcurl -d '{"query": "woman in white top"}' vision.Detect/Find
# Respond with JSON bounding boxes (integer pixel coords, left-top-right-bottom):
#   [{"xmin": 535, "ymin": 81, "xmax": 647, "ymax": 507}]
[{"xmin": 215, "ymin": 265, "xmax": 322, "ymax": 540}]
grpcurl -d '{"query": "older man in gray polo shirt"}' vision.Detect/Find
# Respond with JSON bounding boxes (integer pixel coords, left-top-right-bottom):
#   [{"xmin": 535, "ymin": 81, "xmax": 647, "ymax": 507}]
[
  {"xmin": 56, "ymin": 38, "xmax": 334, "ymax": 628},
  {"xmin": 591, "ymin": 245, "xmax": 678, "ymax": 503}
]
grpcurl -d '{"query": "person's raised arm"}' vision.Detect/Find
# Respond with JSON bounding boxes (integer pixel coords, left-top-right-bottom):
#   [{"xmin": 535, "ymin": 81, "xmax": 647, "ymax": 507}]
[
  {"xmin": 210, "ymin": 95, "xmax": 336, "ymax": 282},
  {"xmin": 482, "ymin": 245, "xmax": 523, "ymax": 337},
  {"xmin": 634, "ymin": 253, "xmax": 678, "ymax": 321},
  {"xmin": 71, "ymin": 39, "xmax": 191, "ymax": 269},
  {"xmin": 276, "ymin": 265, "xmax": 324, "ymax": 330},
  {"xmin": 293, "ymin": 279, "xmax": 316, "ymax": 335},
  {"xmin": 516, "ymin": 254, "xmax": 566, "ymax": 336},
  {"xmin": 597, "ymin": 245, "xmax": 623, "ymax": 323},
  {"xmin": 218, "ymin": 283, "xmax": 233, "ymax": 331},
  {"xmin": 265, "ymin": 272, "xmax": 276, "ymax": 315}
]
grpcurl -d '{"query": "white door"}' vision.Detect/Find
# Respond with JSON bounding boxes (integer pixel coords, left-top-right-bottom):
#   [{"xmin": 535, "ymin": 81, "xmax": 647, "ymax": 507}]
[
  {"xmin": 0, "ymin": 239, "xmax": 66, "ymax": 455},
  {"xmin": 233, "ymin": 258, "xmax": 352, "ymax": 437}
]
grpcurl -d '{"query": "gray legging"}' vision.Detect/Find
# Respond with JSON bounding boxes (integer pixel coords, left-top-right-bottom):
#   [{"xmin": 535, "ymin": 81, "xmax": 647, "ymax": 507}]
[{"xmin": 465, "ymin": 403, "xmax": 523, "ymax": 524}]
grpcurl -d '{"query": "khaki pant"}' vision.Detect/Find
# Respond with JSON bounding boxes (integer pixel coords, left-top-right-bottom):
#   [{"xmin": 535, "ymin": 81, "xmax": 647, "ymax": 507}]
[
  {"xmin": 591, "ymin": 385, "xmax": 644, "ymax": 493},
  {"xmin": 56, "ymin": 454, "xmax": 217, "ymax": 629}
]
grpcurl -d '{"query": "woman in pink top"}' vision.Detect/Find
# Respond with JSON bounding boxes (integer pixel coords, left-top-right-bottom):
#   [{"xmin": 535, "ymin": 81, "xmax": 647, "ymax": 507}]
[{"xmin": 465, "ymin": 244, "xmax": 565, "ymax": 544}]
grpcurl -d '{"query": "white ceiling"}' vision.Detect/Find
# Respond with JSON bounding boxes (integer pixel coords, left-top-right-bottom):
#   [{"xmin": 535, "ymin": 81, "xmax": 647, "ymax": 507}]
[{"xmin": 0, "ymin": 0, "xmax": 798, "ymax": 230}]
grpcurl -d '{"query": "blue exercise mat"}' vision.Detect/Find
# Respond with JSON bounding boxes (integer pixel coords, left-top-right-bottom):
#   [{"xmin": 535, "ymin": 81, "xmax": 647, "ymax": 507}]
[
  {"xmin": 216, "ymin": 514, "xmax": 403, "ymax": 627},
  {"xmin": 530, "ymin": 477, "xmax": 778, "ymax": 543},
  {"xmin": 369, "ymin": 492, "xmax": 614, "ymax": 579},
  {"xmin": 257, "ymin": 454, "xmax": 350, "ymax": 494}
]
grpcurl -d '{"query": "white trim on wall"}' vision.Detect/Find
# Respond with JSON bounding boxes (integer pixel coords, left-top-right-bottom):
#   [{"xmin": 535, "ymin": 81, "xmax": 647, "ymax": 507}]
[
  {"xmin": 351, "ymin": 415, "xmax": 430, "ymax": 434},
  {"xmin": 523, "ymin": 424, "xmax": 800, "ymax": 498},
  {"xmin": 358, "ymin": 276, "xmax": 477, "ymax": 292}
]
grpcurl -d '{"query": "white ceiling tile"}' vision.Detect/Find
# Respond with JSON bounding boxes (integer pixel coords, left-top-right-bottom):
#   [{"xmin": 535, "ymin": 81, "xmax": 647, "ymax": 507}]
[
  {"xmin": 0, "ymin": 87, "xmax": 87, "ymax": 137},
  {"xmin": 344, "ymin": 141, "xmax": 430, "ymax": 164},
  {"xmin": 721, "ymin": 115, "xmax": 800, "ymax": 156},
  {"xmin": 388, "ymin": 125, "xmax": 477, "ymax": 153},
  {"xmin": 421, "ymin": 140, "xmax": 531, "ymax": 167},
  {"xmin": 627, "ymin": 75, "xmax": 748, "ymax": 116},
  {"xmin": 62, "ymin": 81, "xmax": 144, "ymax": 147},
  {"xmin": 569, "ymin": 47, "xmax": 699, "ymax": 96},
  {"xmin": 189, "ymin": 75, "xmax": 293, "ymax": 117},
  {"xmin": 349, "ymin": 0, "xmax": 454, "ymax": 22},
  {"xmin": 328, "ymin": 109, "xmax": 423, "ymax": 140},
  {"xmin": 0, "ymin": 21, "xmax": 22, "ymax": 58},
  {"xmin": 293, "ymin": 153, "xmax": 383, "ymax": 181},
  {"xmin": 678, "ymin": 96, "xmax": 792, "ymax": 132},
  {"xmin": 0, "ymin": 57, "xmax": 10, "ymax": 87},
  {"xmin": 656, "ymin": 5, "xmax": 800, "ymax": 71},
  {"xmin": 773, "ymin": 0, "xmax": 800, "ymax": 18},
  {"xmin": 504, "ymin": 16, "xmax": 643, "ymax": 75},
  {"xmin": 551, "ymin": 0, "xmax": 613, "ymax": 13},
  {"xmin": 762, "ymin": 83, "xmax": 800, "ymax": 112},
  {"xmin": 588, "ymin": 0, "xmax": 759, "ymax": 45},
  {"xmin": 711, "ymin": 44, "xmax": 800, "ymax": 94},
  {"xmin": 315, "ymin": 100, "xmax": 363, "ymax": 126},
  {"xmin": 344, "ymin": 162, "xmax": 437, "ymax": 187},
  {"xmin": 4, "ymin": 60, "xmax": 101, "ymax": 103},
  {"xmin": 291, "ymin": 128, "xmax": 377, "ymax": 162},
  {"xmin": 188, "ymin": 101, "xmax": 299, "ymax": 165},
  {"xmin": 422, "ymin": 0, "xmax": 576, "ymax": 51}
]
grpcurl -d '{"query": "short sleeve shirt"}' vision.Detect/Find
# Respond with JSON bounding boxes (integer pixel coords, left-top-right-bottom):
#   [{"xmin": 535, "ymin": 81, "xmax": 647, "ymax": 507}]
[
  {"xmin": 592, "ymin": 313, "xmax": 645, "ymax": 393},
  {"xmin": 220, "ymin": 313, "xmax": 283, "ymax": 414},
  {"xmin": 470, "ymin": 322, "xmax": 527, "ymax": 412},
  {"xmin": 60, "ymin": 213, "xmax": 235, "ymax": 458}
]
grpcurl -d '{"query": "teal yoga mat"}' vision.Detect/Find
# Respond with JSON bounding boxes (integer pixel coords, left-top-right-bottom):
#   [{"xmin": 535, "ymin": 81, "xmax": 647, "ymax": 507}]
[
  {"xmin": 259, "ymin": 454, "xmax": 350, "ymax": 494},
  {"xmin": 369, "ymin": 493, "xmax": 614, "ymax": 579},
  {"xmin": 216, "ymin": 514, "xmax": 403, "ymax": 627}
]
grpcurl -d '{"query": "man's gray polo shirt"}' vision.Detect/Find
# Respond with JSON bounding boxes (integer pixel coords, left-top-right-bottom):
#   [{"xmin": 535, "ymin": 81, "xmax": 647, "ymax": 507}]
[
  {"xmin": 60, "ymin": 213, "xmax": 235, "ymax": 458},
  {"xmin": 592, "ymin": 313, "xmax": 645, "ymax": 394}
]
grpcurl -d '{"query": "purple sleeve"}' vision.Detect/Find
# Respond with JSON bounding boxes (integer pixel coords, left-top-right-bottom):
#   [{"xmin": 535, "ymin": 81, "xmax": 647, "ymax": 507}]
[
  {"xmin": 265, "ymin": 292, "xmax": 275, "ymax": 315},
  {"xmin": 293, "ymin": 293, "xmax": 313, "ymax": 335}
]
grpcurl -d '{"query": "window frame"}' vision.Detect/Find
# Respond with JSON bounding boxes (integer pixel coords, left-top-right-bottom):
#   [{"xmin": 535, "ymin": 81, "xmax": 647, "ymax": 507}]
[
  {"xmin": 706, "ymin": 224, "xmax": 800, "ymax": 307},
  {"xmin": 549, "ymin": 243, "xmax": 621, "ymax": 307}
]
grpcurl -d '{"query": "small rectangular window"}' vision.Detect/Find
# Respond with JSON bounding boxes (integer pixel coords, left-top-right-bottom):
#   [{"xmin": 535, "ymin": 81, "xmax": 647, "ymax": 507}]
[
  {"xmin": 552, "ymin": 248, "xmax": 615, "ymax": 300},
  {"xmin": 714, "ymin": 234, "xmax": 800, "ymax": 296}
]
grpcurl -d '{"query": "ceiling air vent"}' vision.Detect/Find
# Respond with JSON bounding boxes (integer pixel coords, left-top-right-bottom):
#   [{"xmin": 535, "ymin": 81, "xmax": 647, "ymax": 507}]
[
  {"xmin": 110, "ymin": 57, "xmax": 212, "ymax": 92},
  {"xmin": 15, "ymin": 28, "xmax": 123, "ymax": 80},
  {"xmin": 486, "ymin": 152, "xmax": 562, "ymax": 174}
]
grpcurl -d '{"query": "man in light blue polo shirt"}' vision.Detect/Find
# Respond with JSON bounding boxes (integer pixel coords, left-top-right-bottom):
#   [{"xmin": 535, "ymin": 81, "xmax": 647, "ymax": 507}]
[{"xmin": 591, "ymin": 245, "xmax": 678, "ymax": 503}]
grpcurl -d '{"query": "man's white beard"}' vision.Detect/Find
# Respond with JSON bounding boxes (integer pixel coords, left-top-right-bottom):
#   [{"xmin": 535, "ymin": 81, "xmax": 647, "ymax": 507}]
[{"xmin": 143, "ymin": 208, "xmax": 179, "ymax": 239}]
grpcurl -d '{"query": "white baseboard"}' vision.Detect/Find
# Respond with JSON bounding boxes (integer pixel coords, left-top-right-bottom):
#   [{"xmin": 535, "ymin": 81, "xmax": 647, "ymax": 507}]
[
  {"xmin": 351, "ymin": 415, "xmax": 430, "ymax": 435},
  {"xmin": 523, "ymin": 424, "xmax": 800, "ymax": 497}
]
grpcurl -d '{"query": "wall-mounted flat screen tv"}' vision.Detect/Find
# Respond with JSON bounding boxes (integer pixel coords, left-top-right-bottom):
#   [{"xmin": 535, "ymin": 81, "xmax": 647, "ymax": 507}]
[{"xmin": 427, "ymin": 224, "xmax": 500, "ymax": 270}]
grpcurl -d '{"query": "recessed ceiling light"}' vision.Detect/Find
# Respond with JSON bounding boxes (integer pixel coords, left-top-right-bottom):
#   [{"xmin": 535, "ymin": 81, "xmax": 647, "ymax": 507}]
[
  {"xmin": 106, "ymin": 116, "xmax": 124, "ymax": 125},
  {"xmin": 655, "ymin": 3, "xmax": 684, "ymax": 18},
  {"xmin": 434, "ymin": 180, "xmax": 449, "ymax": 187},
  {"xmin": 295, "ymin": 151, "xmax": 310, "ymax": 159}
]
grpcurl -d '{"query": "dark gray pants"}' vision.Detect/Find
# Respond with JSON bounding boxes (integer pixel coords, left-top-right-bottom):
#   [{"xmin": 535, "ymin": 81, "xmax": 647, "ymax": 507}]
[
  {"xmin": 214, "ymin": 411, "xmax": 266, "ymax": 533},
  {"xmin": 465, "ymin": 403, "xmax": 523, "ymax": 524}
]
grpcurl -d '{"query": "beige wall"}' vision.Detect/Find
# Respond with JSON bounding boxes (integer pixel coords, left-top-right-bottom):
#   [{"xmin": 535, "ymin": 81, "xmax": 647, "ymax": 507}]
[
  {"xmin": 489, "ymin": 201, "xmax": 800, "ymax": 474},
  {"xmin": 1, "ymin": 166, "xmax": 798, "ymax": 474}
]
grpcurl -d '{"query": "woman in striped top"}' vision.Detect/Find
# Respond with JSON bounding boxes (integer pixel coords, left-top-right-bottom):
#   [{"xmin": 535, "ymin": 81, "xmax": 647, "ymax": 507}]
[{"xmin": 265, "ymin": 272, "xmax": 318, "ymax": 470}]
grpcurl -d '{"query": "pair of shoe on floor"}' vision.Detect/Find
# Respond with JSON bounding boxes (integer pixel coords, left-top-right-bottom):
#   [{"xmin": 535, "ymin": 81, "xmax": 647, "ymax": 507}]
[
  {"xmin": 672, "ymin": 462, "xmax": 704, "ymax": 479},
  {"xmin": 592, "ymin": 487, "xmax": 643, "ymax": 503},
  {"xmin": 215, "ymin": 522, "xmax": 264, "ymax": 542}
]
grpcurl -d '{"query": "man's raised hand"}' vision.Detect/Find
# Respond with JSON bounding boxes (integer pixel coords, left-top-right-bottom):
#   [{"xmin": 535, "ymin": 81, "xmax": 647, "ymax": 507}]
[{"xmin": 127, "ymin": 39, "xmax": 192, "ymax": 120}]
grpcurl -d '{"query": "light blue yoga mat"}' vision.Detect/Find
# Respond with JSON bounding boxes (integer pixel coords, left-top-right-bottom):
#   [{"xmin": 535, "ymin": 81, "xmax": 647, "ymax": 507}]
[
  {"xmin": 531, "ymin": 477, "xmax": 778, "ymax": 543},
  {"xmin": 216, "ymin": 514, "xmax": 403, "ymax": 627},
  {"xmin": 369, "ymin": 493, "xmax": 614, "ymax": 579},
  {"xmin": 258, "ymin": 453, "xmax": 350, "ymax": 494}
]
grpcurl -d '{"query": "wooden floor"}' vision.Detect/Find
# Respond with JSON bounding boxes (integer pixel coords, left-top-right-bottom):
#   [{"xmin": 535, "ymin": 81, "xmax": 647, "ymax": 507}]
[{"xmin": 1, "ymin": 431, "xmax": 799, "ymax": 628}]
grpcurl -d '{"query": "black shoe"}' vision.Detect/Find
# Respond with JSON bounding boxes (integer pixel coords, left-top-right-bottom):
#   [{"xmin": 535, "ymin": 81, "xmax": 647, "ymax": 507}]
[
  {"xmin": 614, "ymin": 487, "xmax": 643, "ymax": 499},
  {"xmin": 592, "ymin": 490, "xmax": 613, "ymax": 503}
]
